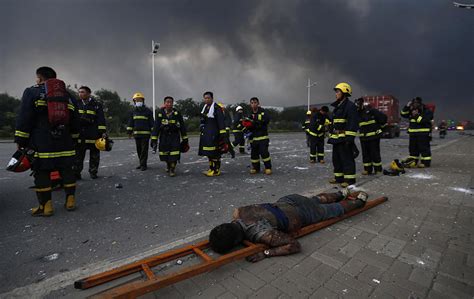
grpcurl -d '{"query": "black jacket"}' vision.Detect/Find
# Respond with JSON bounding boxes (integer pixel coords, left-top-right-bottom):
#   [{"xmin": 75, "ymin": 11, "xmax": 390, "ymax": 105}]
[
  {"xmin": 232, "ymin": 112, "xmax": 244, "ymax": 133},
  {"xmin": 198, "ymin": 102, "xmax": 226, "ymax": 157},
  {"xmin": 401, "ymin": 104, "xmax": 433, "ymax": 136},
  {"xmin": 328, "ymin": 99, "xmax": 359, "ymax": 144},
  {"xmin": 14, "ymin": 83, "xmax": 80, "ymax": 170},
  {"xmin": 77, "ymin": 97, "xmax": 106, "ymax": 144},
  {"xmin": 249, "ymin": 107, "xmax": 270, "ymax": 141},
  {"xmin": 307, "ymin": 112, "xmax": 328, "ymax": 139},
  {"xmin": 358, "ymin": 107, "xmax": 387, "ymax": 141},
  {"xmin": 127, "ymin": 106, "xmax": 154, "ymax": 138}
]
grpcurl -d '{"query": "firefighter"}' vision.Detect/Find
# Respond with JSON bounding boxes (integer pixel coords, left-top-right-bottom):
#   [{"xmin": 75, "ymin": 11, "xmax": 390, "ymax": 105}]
[
  {"xmin": 249, "ymin": 97, "xmax": 272, "ymax": 175},
  {"xmin": 198, "ymin": 91, "xmax": 227, "ymax": 177},
  {"xmin": 73, "ymin": 86, "xmax": 106, "ymax": 180},
  {"xmin": 232, "ymin": 106, "xmax": 246, "ymax": 154},
  {"xmin": 307, "ymin": 106, "xmax": 329, "ymax": 164},
  {"xmin": 302, "ymin": 110, "xmax": 311, "ymax": 147},
  {"xmin": 218, "ymin": 102, "xmax": 235, "ymax": 158},
  {"xmin": 14, "ymin": 66, "xmax": 80, "ymax": 216},
  {"xmin": 127, "ymin": 92, "xmax": 154, "ymax": 171},
  {"xmin": 400, "ymin": 97, "xmax": 433, "ymax": 167},
  {"xmin": 355, "ymin": 98, "xmax": 387, "ymax": 175},
  {"xmin": 328, "ymin": 83, "xmax": 359, "ymax": 187},
  {"xmin": 150, "ymin": 96, "xmax": 188, "ymax": 177}
]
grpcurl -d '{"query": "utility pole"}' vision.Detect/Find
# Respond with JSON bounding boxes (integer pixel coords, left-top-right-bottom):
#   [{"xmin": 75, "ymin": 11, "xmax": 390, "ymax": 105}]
[
  {"xmin": 151, "ymin": 40, "xmax": 160, "ymax": 119},
  {"xmin": 307, "ymin": 78, "xmax": 317, "ymax": 111}
]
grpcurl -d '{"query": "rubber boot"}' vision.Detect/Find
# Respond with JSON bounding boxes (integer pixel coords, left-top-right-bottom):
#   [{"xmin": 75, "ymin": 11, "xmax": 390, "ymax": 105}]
[
  {"xmin": 169, "ymin": 162, "xmax": 176, "ymax": 177},
  {"xmin": 213, "ymin": 160, "xmax": 221, "ymax": 176},
  {"xmin": 340, "ymin": 182, "xmax": 349, "ymax": 188},
  {"xmin": 264, "ymin": 168, "xmax": 272, "ymax": 175},
  {"xmin": 329, "ymin": 178, "xmax": 341, "ymax": 184},
  {"xmin": 65, "ymin": 195, "xmax": 76, "ymax": 211},
  {"xmin": 310, "ymin": 159, "xmax": 316, "ymax": 164},
  {"xmin": 32, "ymin": 200, "xmax": 54, "ymax": 217},
  {"xmin": 203, "ymin": 161, "xmax": 214, "ymax": 176}
]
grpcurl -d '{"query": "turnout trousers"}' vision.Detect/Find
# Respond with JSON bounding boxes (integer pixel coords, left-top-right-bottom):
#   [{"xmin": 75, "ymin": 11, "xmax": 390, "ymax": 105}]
[
  {"xmin": 309, "ymin": 137, "xmax": 325, "ymax": 162},
  {"xmin": 332, "ymin": 142, "xmax": 356, "ymax": 185},
  {"xmin": 34, "ymin": 167, "xmax": 76, "ymax": 204},
  {"xmin": 232, "ymin": 132, "xmax": 245, "ymax": 153},
  {"xmin": 74, "ymin": 143, "xmax": 100, "ymax": 176},
  {"xmin": 360, "ymin": 138, "xmax": 382, "ymax": 173},
  {"xmin": 135, "ymin": 138, "xmax": 150, "ymax": 167},
  {"xmin": 250, "ymin": 139, "xmax": 271, "ymax": 171},
  {"xmin": 409, "ymin": 134, "xmax": 431, "ymax": 167}
]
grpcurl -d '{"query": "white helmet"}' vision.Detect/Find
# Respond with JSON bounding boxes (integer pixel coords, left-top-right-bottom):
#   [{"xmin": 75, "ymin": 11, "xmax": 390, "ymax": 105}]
[{"xmin": 236, "ymin": 106, "xmax": 243, "ymax": 112}]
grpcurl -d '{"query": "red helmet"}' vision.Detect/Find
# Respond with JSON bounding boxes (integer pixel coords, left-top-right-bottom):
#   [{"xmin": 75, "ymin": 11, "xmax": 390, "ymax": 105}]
[{"xmin": 6, "ymin": 148, "xmax": 35, "ymax": 172}]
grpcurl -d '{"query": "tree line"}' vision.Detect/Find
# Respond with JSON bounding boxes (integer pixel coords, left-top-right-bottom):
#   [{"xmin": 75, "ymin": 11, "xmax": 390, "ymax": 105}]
[{"xmin": 0, "ymin": 90, "xmax": 309, "ymax": 137}]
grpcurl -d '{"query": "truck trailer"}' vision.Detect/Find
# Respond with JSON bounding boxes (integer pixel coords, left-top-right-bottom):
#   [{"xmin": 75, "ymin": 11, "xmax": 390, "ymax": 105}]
[{"xmin": 362, "ymin": 95, "xmax": 401, "ymax": 138}]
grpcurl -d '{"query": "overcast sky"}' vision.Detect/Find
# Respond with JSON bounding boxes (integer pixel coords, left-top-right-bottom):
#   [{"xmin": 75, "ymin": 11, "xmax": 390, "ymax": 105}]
[{"xmin": 1, "ymin": 0, "xmax": 473, "ymax": 120}]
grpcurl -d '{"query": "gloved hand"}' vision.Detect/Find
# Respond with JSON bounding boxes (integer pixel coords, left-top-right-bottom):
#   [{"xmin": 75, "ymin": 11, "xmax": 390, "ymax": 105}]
[{"xmin": 150, "ymin": 140, "xmax": 157, "ymax": 149}]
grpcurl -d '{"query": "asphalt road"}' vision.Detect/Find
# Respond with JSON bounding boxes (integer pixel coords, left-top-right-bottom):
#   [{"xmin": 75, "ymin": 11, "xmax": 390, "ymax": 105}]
[{"xmin": 0, "ymin": 131, "xmax": 461, "ymax": 295}]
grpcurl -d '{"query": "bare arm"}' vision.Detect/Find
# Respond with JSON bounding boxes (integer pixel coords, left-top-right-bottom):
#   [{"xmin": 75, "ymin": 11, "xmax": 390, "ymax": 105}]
[{"xmin": 246, "ymin": 229, "xmax": 301, "ymax": 262}]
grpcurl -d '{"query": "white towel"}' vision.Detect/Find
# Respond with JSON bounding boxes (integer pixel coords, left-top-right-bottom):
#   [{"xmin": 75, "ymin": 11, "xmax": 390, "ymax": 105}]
[{"xmin": 201, "ymin": 102, "xmax": 215, "ymax": 118}]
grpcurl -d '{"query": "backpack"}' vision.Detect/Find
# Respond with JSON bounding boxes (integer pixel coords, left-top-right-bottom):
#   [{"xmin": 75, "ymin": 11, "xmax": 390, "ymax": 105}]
[{"xmin": 44, "ymin": 79, "xmax": 70, "ymax": 127}]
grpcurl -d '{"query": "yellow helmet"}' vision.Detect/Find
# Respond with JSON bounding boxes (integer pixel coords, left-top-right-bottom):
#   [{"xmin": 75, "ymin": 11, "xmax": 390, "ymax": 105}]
[
  {"xmin": 95, "ymin": 138, "xmax": 106, "ymax": 151},
  {"xmin": 334, "ymin": 82, "xmax": 352, "ymax": 96},
  {"xmin": 217, "ymin": 102, "xmax": 225, "ymax": 108},
  {"xmin": 390, "ymin": 160, "xmax": 404, "ymax": 172},
  {"xmin": 306, "ymin": 110, "xmax": 312, "ymax": 116},
  {"xmin": 132, "ymin": 92, "xmax": 145, "ymax": 100}
]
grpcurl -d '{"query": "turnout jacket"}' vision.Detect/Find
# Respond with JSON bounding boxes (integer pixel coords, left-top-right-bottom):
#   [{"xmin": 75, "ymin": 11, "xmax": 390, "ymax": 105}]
[
  {"xmin": 400, "ymin": 104, "xmax": 433, "ymax": 136},
  {"xmin": 14, "ymin": 83, "xmax": 80, "ymax": 170},
  {"xmin": 249, "ymin": 107, "xmax": 270, "ymax": 141},
  {"xmin": 151, "ymin": 108, "xmax": 188, "ymax": 158},
  {"xmin": 358, "ymin": 107, "xmax": 387, "ymax": 141},
  {"xmin": 77, "ymin": 97, "xmax": 106, "ymax": 144},
  {"xmin": 127, "ymin": 106, "xmax": 154, "ymax": 139},
  {"xmin": 232, "ymin": 112, "xmax": 244, "ymax": 133},
  {"xmin": 198, "ymin": 102, "xmax": 226, "ymax": 156},
  {"xmin": 328, "ymin": 99, "xmax": 359, "ymax": 144},
  {"xmin": 307, "ymin": 112, "xmax": 328, "ymax": 139}
]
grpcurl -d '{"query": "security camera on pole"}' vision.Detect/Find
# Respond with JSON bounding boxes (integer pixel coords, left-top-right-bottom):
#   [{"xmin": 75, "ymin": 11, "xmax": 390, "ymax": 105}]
[
  {"xmin": 151, "ymin": 40, "xmax": 160, "ymax": 119},
  {"xmin": 307, "ymin": 78, "xmax": 317, "ymax": 111}
]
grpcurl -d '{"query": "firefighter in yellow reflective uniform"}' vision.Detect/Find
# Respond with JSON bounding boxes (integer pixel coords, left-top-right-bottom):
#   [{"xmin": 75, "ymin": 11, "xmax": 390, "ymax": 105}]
[
  {"xmin": 151, "ymin": 96, "xmax": 188, "ymax": 177},
  {"xmin": 74, "ymin": 86, "xmax": 107, "ymax": 180},
  {"xmin": 400, "ymin": 97, "xmax": 434, "ymax": 167},
  {"xmin": 355, "ymin": 98, "xmax": 387, "ymax": 175},
  {"xmin": 14, "ymin": 67, "xmax": 80, "ymax": 216},
  {"xmin": 248, "ymin": 97, "xmax": 272, "ymax": 175},
  {"xmin": 327, "ymin": 83, "xmax": 359, "ymax": 187},
  {"xmin": 127, "ymin": 92, "xmax": 154, "ymax": 171},
  {"xmin": 307, "ymin": 106, "xmax": 329, "ymax": 163}
]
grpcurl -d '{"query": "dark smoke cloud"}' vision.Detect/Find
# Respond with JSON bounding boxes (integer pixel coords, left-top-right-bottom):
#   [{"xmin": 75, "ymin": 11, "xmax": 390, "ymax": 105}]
[{"xmin": 1, "ymin": 0, "xmax": 473, "ymax": 120}]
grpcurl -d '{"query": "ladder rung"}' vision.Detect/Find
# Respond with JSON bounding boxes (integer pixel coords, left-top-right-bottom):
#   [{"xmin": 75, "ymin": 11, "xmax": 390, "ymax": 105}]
[
  {"xmin": 193, "ymin": 247, "xmax": 213, "ymax": 262},
  {"xmin": 141, "ymin": 264, "xmax": 155, "ymax": 280}
]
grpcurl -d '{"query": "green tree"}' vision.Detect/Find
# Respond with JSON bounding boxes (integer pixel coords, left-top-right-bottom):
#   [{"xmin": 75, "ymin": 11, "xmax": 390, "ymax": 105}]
[
  {"xmin": 174, "ymin": 98, "xmax": 201, "ymax": 118},
  {"xmin": 0, "ymin": 93, "xmax": 21, "ymax": 137},
  {"xmin": 95, "ymin": 89, "xmax": 132, "ymax": 135}
]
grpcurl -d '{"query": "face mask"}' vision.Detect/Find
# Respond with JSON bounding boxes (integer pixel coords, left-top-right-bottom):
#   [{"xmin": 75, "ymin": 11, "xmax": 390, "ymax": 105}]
[{"xmin": 135, "ymin": 102, "xmax": 144, "ymax": 107}]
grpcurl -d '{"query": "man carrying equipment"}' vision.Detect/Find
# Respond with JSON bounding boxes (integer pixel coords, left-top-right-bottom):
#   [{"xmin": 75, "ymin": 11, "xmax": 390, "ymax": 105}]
[
  {"xmin": 127, "ymin": 92, "xmax": 154, "ymax": 171},
  {"xmin": 248, "ymin": 97, "xmax": 272, "ymax": 175},
  {"xmin": 209, "ymin": 189, "xmax": 368, "ymax": 262},
  {"xmin": 151, "ymin": 96, "xmax": 188, "ymax": 177},
  {"xmin": 14, "ymin": 66, "xmax": 80, "ymax": 216},
  {"xmin": 232, "ymin": 106, "xmax": 246, "ymax": 154},
  {"xmin": 74, "ymin": 86, "xmax": 107, "ymax": 179}
]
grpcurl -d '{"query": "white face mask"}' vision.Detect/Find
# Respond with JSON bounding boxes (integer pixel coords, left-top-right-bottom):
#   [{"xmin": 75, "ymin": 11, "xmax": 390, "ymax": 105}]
[{"xmin": 135, "ymin": 102, "xmax": 144, "ymax": 107}]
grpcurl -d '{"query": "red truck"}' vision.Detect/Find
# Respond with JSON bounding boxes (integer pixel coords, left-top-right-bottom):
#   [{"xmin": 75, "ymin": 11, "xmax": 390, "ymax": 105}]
[{"xmin": 362, "ymin": 95, "xmax": 401, "ymax": 138}]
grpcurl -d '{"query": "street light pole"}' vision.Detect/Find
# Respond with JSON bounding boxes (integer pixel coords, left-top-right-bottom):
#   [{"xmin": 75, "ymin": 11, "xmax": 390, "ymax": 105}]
[
  {"xmin": 151, "ymin": 40, "xmax": 160, "ymax": 119},
  {"xmin": 307, "ymin": 78, "xmax": 317, "ymax": 111}
]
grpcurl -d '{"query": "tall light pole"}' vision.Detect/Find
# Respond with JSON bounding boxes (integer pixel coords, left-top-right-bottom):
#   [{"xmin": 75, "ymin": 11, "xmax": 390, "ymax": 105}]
[
  {"xmin": 151, "ymin": 40, "xmax": 160, "ymax": 119},
  {"xmin": 307, "ymin": 78, "xmax": 318, "ymax": 111}
]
